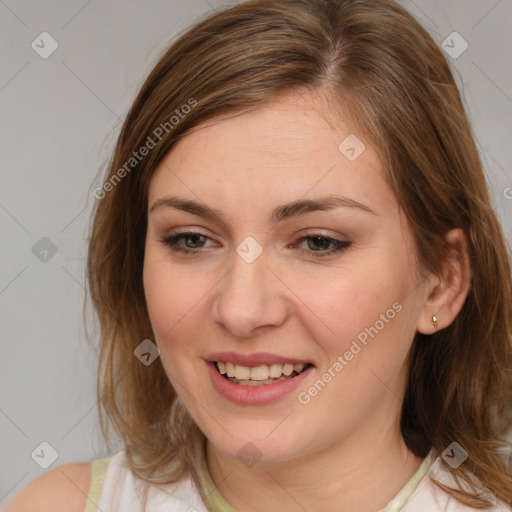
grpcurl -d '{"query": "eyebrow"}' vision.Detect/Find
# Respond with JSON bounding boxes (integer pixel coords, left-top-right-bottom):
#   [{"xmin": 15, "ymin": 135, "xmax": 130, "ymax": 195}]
[{"xmin": 149, "ymin": 194, "xmax": 377, "ymax": 223}]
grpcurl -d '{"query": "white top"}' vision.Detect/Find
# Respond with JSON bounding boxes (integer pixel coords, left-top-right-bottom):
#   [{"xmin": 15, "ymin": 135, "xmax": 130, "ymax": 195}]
[{"xmin": 93, "ymin": 448, "xmax": 512, "ymax": 512}]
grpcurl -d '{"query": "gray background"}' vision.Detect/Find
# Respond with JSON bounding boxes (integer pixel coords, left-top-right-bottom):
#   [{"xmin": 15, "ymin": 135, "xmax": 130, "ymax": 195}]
[{"xmin": 1, "ymin": 0, "xmax": 511, "ymax": 502}]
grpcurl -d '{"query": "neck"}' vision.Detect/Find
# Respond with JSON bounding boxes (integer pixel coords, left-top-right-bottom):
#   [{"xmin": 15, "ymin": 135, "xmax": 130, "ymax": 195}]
[{"xmin": 205, "ymin": 408, "xmax": 426, "ymax": 512}]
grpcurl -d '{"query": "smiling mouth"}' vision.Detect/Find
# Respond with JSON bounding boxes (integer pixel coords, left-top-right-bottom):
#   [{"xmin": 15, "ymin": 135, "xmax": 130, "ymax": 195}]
[{"xmin": 214, "ymin": 361, "xmax": 313, "ymax": 386}]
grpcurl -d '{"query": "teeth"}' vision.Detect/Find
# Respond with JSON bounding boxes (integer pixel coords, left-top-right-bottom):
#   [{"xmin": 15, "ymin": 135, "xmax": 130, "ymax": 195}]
[
  {"xmin": 215, "ymin": 361, "xmax": 309, "ymax": 381},
  {"xmin": 250, "ymin": 365, "xmax": 269, "ymax": 381},
  {"xmin": 269, "ymin": 363, "xmax": 283, "ymax": 378},
  {"xmin": 283, "ymin": 363, "xmax": 294, "ymax": 376},
  {"xmin": 226, "ymin": 362, "xmax": 236, "ymax": 378},
  {"xmin": 234, "ymin": 364, "xmax": 251, "ymax": 380}
]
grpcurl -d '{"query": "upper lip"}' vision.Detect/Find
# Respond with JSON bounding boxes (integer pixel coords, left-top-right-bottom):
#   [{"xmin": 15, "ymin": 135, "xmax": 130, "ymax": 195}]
[{"xmin": 205, "ymin": 351, "xmax": 314, "ymax": 367}]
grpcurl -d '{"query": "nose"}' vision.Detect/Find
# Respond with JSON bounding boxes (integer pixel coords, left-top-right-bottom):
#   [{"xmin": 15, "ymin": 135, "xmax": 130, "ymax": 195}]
[{"xmin": 211, "ymin": 243, "xmax": 288, "ymax": 338}]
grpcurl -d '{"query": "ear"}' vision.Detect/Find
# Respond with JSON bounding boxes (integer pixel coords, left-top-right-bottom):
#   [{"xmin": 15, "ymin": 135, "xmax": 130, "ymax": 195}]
[{"xmin": 416, "ymin": 228, "xmax": 472, "ymax": 334}]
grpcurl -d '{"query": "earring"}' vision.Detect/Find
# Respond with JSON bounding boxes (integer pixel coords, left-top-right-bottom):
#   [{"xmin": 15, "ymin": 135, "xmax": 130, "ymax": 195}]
[{"xmin": 432, "ymin": 315, "xmax": 438, "ymax": 328}]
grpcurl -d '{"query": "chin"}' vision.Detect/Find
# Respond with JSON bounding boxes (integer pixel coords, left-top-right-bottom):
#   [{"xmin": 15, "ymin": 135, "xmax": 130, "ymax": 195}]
[{"xmin": 205, "ymin": 423, "xmax": 311, "ymax": 467}]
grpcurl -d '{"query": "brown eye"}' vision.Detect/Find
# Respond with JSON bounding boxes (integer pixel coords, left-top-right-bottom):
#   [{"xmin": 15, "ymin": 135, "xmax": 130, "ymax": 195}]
[
  {"xmin": 159, "ymin": 231, "xmax": 214, "ymax": 254},
  {"xmin": 295, "ymin": 235, "xmax": 351, "ymax": 258}
]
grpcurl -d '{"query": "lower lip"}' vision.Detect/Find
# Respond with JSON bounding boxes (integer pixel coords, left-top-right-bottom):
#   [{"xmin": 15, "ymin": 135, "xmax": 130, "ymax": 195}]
[{"xmin": 206, "ymin": 361, "xmax": 314, "ymax": 405}]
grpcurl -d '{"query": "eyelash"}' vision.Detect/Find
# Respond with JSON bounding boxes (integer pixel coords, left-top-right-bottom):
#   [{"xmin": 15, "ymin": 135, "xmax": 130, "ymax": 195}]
[{"xmin": 158, "ymin": 231, "xmax": 351, "ymax": 259}]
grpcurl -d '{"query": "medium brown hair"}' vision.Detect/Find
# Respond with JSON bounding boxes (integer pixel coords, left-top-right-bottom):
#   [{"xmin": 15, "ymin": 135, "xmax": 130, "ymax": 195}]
[{"xmin": 86, "ymin": 0, "xmax": 512, "ymax": 508}]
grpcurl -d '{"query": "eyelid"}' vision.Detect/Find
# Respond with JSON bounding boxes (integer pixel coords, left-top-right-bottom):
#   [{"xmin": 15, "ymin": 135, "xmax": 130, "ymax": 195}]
[
  {"xmin": 158, "ymin": 228, "xmax": 351, "ymax": 259},
  {"xmin": 301, "ymin": 227, "xmax": 347, "ymax": 239},
  {"xmin": 159, "ymin": 227, "xmax": 348, "ymax": 244}
]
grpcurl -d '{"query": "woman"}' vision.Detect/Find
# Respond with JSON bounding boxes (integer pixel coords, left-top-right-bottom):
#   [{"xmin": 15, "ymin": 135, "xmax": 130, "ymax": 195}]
[{"xmin": 6, "ymin": 0, "xmax": 512, "ymax": 510}]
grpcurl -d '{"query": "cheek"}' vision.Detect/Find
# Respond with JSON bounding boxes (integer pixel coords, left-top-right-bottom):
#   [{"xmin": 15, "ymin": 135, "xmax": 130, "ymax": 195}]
[
  {"xmin": 300, "ymin": 262, "xmax": 402, "ymax": 345},
  {"xmin": 295, "ymin": 254, "xmax": 420, "ymax": 381},
  {"xmin": 143, "ymin": 251, "xmax": 205, "ymax": 351}
]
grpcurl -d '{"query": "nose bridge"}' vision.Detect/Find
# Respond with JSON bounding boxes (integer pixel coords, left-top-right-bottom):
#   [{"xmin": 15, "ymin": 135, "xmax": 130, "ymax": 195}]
[{"xmin": 213, "ymin": 236, "xmax": 286, "ymax": 337}]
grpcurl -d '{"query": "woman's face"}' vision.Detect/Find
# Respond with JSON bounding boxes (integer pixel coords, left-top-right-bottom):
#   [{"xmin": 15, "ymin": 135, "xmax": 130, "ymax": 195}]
[{"xmin": 143, "ymin": 91, "xmax": 431, "ymax": 465}]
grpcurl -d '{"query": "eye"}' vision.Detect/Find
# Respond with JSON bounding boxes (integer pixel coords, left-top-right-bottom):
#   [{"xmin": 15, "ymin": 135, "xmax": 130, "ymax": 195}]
[
  {"xmin": 159, "ymin": 231, "xmax": 213, "ymax": 254},
  {"xmin": 158, "ymin": 231, "xmax": 351, "ymax": 259},
  {"xmin": 293, "ymin": 234, "xmax": 351, "ymax": 258}
]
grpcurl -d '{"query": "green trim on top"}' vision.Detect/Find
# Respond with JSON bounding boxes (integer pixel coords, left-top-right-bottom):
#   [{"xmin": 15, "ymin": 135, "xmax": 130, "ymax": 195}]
[
  {"xmin": 197, "ymin": 447, "xmax": 437, "ymax": 512},
  {"xmin": 85, "ymin": 457, "xmax": 111, "ymax": 512},
  {"xmin": 379, "ymin": 447, "xmax": 437, "ymax": 511},
  {"xmin": 197, "ymin": 464, "xmax": 237, "ymax": 512}
]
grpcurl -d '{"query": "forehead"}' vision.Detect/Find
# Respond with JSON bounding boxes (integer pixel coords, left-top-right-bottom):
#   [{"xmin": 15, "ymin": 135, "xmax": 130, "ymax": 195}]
[{"xmin": 147, "ymin": 92, "xmax": 394, "ymax": 218}]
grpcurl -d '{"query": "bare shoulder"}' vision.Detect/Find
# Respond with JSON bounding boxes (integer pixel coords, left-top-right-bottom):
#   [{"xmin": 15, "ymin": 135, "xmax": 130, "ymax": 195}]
[{"xmin": 3, "ymin": 462, "xmax": 91, "ymax": 512}]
